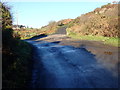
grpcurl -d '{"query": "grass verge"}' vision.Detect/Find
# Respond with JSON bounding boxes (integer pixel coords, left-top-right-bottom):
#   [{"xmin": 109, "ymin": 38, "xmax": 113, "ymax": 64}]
[{"xmin": 67, "ymin": 31, "xmax": 120, "ymax": 47}]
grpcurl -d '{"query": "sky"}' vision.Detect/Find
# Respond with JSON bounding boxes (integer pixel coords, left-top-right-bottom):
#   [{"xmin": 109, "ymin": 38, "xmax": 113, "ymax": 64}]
[{"xmin": 7, "ymin": 1, "xmax": 113, "ymax": 28}]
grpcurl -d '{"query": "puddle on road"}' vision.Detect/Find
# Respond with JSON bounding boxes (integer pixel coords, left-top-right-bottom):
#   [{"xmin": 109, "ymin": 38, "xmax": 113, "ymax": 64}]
[
  {"xmin": 26, "ymin": 37, "xmax": 119, "ymax": 88},
  {"xmin": 27, "ymin": 37, "xmax": 119, "ymax": 77},
  {"xmin": 59, "ymin": 40, "xmax": 119, "ymax": 77}
]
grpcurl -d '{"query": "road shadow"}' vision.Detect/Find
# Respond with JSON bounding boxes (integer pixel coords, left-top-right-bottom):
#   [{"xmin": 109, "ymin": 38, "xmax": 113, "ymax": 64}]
[
  {"xmin": 25, "ymin": 34, "xmax": 48, "ymax": 40},
  {"xmin": 51, "ymin": 41, "xmax": 61, "ymax": 44}
]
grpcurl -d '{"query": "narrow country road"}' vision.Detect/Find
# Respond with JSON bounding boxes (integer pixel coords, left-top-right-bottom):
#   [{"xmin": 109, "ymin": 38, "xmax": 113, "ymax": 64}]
[{"xmin": 26, "ymin": 34, "xmax": 118, "ymax": 88}]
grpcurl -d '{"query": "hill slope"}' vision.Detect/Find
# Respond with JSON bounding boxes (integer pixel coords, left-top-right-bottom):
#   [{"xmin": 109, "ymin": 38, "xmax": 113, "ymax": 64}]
[
  {"xmin": 15, "ymin": 3, "xmax": 119, "ymax": 46},
  {"xmin": 66, "ymin": 3, "xmax": 119, "ymax": 37}
]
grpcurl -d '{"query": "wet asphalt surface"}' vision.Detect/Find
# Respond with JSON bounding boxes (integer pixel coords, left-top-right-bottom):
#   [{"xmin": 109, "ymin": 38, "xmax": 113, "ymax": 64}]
[{"xmin": 26, "ymin": 35, "xmax": 118, "ymax": 88}]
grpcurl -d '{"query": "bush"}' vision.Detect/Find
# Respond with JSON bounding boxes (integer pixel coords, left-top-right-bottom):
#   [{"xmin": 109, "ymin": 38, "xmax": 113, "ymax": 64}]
[{"xmin": 1, "ymin": 2, "xmax": 33, "ymax": 88}]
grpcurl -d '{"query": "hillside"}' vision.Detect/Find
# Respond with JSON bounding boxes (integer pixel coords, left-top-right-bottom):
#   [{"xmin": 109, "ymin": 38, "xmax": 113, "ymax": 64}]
[
  {"xmin": 39, "ymin": 3, "xmax": 119, "ymax": 38},
  {"xmin": 66, "ymin": 3, "xmax": 119, "ymax": 37},
  {"xmin": 14, "ymin": 3, "xmax": 119, "ymax": 46}
]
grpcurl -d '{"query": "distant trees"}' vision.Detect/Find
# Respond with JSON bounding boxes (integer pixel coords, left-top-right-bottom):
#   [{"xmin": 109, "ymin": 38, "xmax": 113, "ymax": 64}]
[
  {"xmin": 20, "ymin": 25, "xmax": 25, "ymax": 28},
  {"xmin": 12, "ymin": 25, "xmax": 26, "ymax": 30},
  {"xmin": 48, "ymin": 21, "xmax": 56, "ymax": 31}
]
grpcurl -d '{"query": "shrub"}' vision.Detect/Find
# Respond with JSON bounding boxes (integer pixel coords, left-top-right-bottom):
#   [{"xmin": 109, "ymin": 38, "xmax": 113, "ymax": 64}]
[{"xmin": 1, "ymin": 2, "xmax": 32, "ymax": 88}]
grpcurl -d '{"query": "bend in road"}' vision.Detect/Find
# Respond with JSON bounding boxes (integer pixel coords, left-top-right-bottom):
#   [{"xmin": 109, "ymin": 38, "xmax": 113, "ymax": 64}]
[{"xmin": 26, "ymin": 35, "xmax": 118, "ymax": 88}]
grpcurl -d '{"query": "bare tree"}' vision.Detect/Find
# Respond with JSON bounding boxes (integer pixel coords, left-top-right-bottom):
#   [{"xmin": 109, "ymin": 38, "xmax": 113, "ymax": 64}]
[{"xmin": 48, "ymin": 20, "xmax": 56, "ymax": 30}]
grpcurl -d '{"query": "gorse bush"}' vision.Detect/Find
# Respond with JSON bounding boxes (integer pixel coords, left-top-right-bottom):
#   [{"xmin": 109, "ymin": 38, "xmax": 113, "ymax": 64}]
[{"xmin": 66, "ymin": 3, "xmax": 119, "ymax": 38}]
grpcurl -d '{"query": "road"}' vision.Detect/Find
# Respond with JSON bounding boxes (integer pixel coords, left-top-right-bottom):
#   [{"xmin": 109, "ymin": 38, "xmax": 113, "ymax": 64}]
[{"xmin": 26, "ymin": 34, "xmax": 118, "ymax": 88}]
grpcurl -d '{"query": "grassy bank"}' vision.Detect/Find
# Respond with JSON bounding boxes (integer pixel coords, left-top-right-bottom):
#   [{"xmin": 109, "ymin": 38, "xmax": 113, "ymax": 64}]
[
  {"xmin": 3, "ymin": 39, "xmax": 33, "ymax": 88},
  {"xmin": 67, "ymin": 31, "xmax": 119, "ymax": 47}
]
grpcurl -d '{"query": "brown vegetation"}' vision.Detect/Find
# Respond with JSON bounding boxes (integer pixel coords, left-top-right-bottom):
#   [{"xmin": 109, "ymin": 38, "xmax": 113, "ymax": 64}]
[
  {"xmin": 66, "ymin": 3, "xmax": 119, "ymax": 38},
  {"xmin": 15, "ymin": 3, "xmax": 119, "ymax": 40}
]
